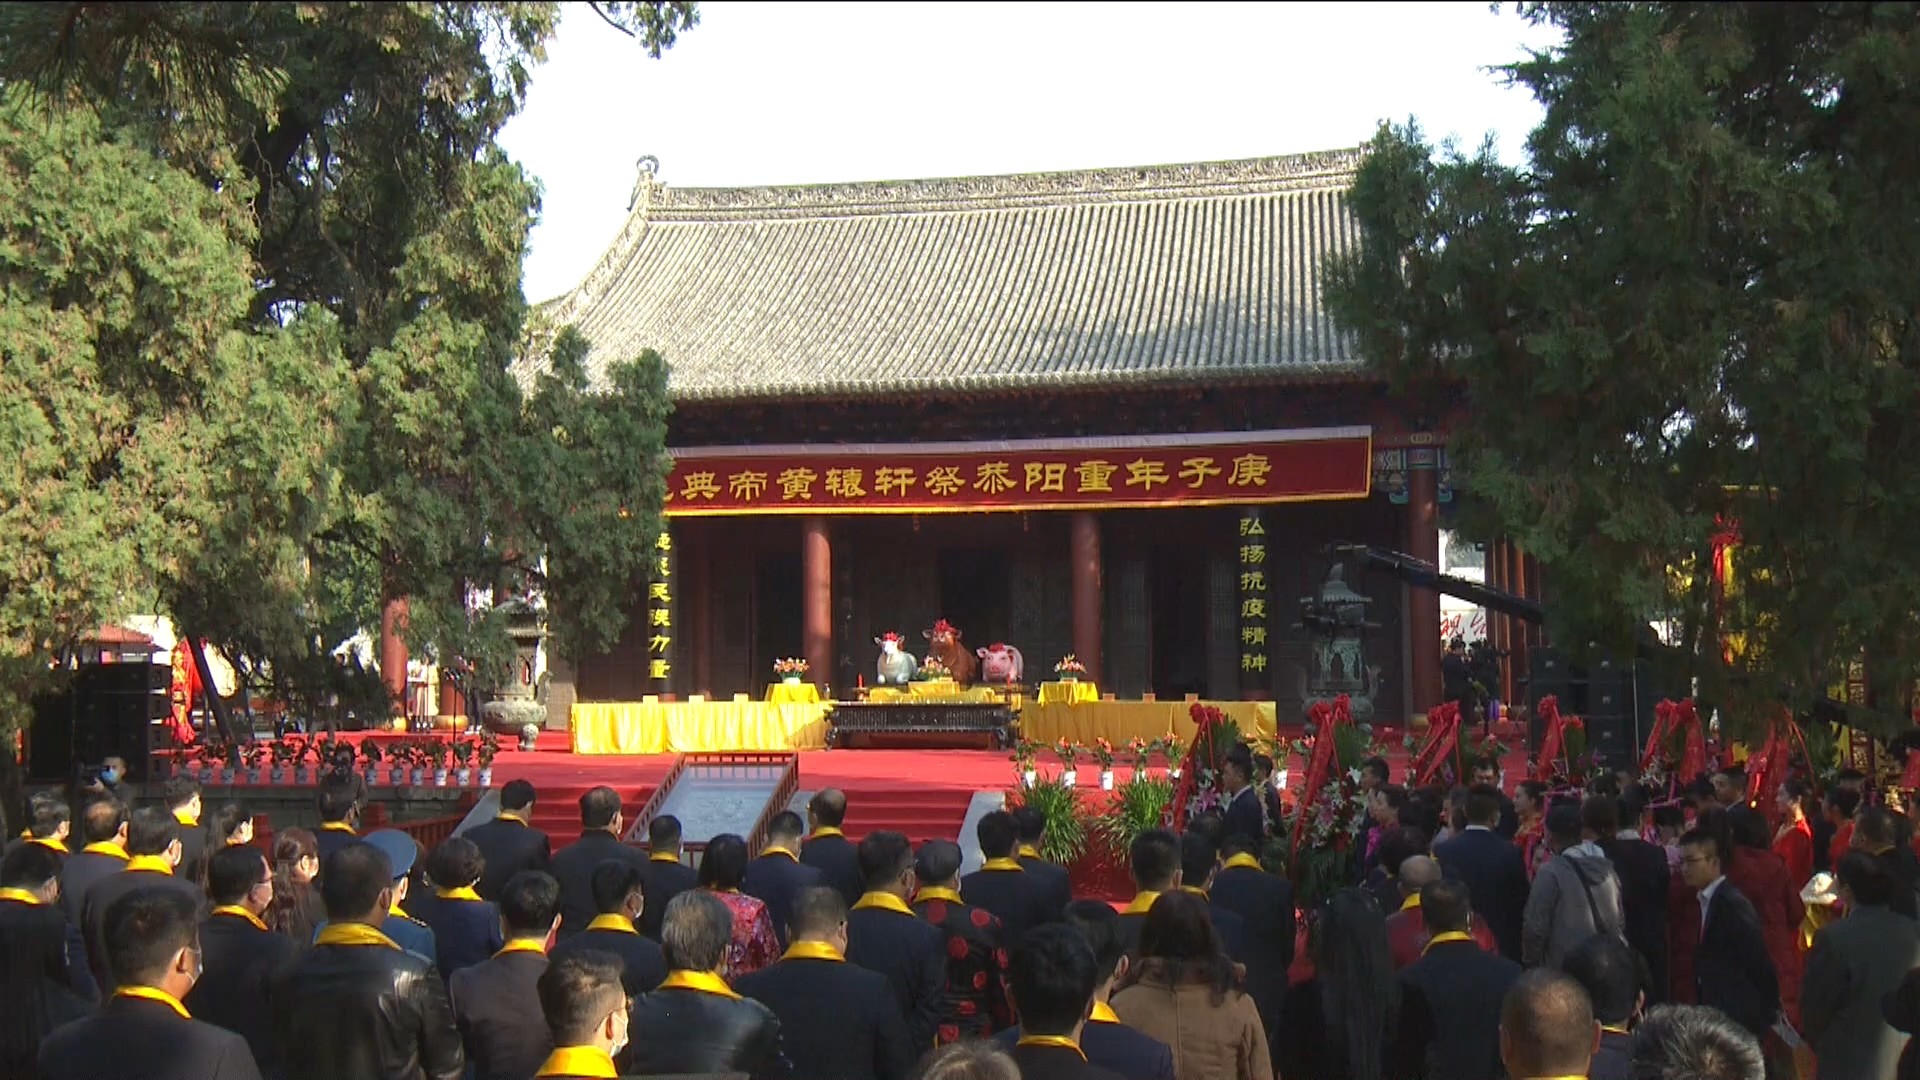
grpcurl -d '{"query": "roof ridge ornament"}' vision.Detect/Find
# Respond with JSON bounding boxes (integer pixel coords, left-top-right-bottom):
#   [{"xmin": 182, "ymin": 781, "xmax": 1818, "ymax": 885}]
[{"xmin": 628, "ymin": 155, "xmax": 661, "ymax": 212}]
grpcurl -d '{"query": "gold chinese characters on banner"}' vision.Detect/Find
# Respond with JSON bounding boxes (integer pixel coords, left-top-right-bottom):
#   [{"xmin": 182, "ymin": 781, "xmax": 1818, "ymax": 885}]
[
  {"xmin": 648, "ymin": 530, "xmax": 673, "ymax": 687},
  {"xmin": 1238, "ymin": 509, "xmax": 1269, "ymax": 687}
]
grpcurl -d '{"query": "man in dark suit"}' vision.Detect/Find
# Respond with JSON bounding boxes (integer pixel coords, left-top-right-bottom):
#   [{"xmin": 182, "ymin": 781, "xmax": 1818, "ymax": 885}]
[
  {"xmin": 915, "ymin": 839, "xmax": 1014, "ymax": 1040},
  {"xmin": 549, "ymin": 786, "xmax": 649, "ymax": 937},
  {"xmin": 5, "ymin": 790, "xmax": 71, "ymax": 860},
  {"xmin": 548, "ymin": 860, "xmax": 667, "ymax": 998},
  {"xmin": 311, "ymin": 779, "xmax": 363, "ymax": 868},
  {"xmin": 1173, "ymin": 831, "xmax": 1247, "ymax": 962},
  {"xmin": 1116, "ymin": 829, "xmax": 1181, "ymax": 954},
  {"xmin": 1468, "ymin": 761, "xmax": 1520, "ymax": 839},
  {"xmin": 743, "ymin": 810, "xmax": 822, "ymax": 946},
  {"xmin": 1674, "ymin": 828, "xmax": 1779, "ymax": 1039},
  {"xmin": 1005, "ymin": 924, "xmax": 1126, "ymax": 1080},
  {"xmin": 1398, "ymin": 880, "xmax": 1523, "ymax": 1080},
  {"xmin": 81, "ymin": 807, "xmax": 205, "ymax": 994},
  {"xmin": 0, "ymin": 842, "xmax": 93, "ymax": 1070},
  {"xmin": 1211, "ymin": 833, "xmax": 1294, "ymax": 1052},
  {"xmin": 163, "ymin": 776, "xmax": 208, "ymax": 886},
  {"xmin": 995, "ymin": 901, "xmax": 1175, "ymax": 1080},
  {"xmin": 1220, "ymin": 745, "xmax": 1266, "ymax": 848},
  {"xmin": 530, "ymin": 951, "xmax": 631, "ymax": 1080},
  {"xmin": 1496, "ymin": 969, "xmax": 1600, "ymax": 1080},
  {"xmin": 1590, "ymin": 793, "xmax": 1671, "ymax": 1003},
  {"xmin": 1012, "ymin": 805, "xmax": 1073, "ymax": 922},
  {"xmin": 962, "ymin": 809, "xmax": 1052, "ymax": 948},
  {"xmin": 40, "ymin": 885, "xmax": 263, "ymax": 1080},
  {"xmin": 801, "ymin": 788, "xmax": 863, "ymax": 906},
  {"xmin": 1853, "ymin": 805, "xmax": 1920, "ymax": 919},
  {"xmin": 636, "ymin": 814, "xmax": 696, "ymax": 940},
  {"xmin": 187, "ymin": 845, "xmax": 295, "ymax": 1075},
  {"xmin": 1562, "ymin": 933, "xmax": 1642, "ymax": 1080},
  {"xmin": 845, "ymin": 829, "xmax": 947, "ymax": 1051},
  {"xmin": 1801, "ymin": 852, "xmax": 1920, "ymax": 1080},
  {"xmin": 463, "ymin": 779, "xmax": 551, "ymax": 901},
  {"xmin": 450, "ymin": 871, "xmax": 561, "ymax": 1080},
  {"xmin": 738, "ymin": 885, "xmax": 917, "ymax": 1080},
  {"xmin": 1434, "ymin": 784, "xmax": 1531, "ymax": 959},
  {"xmin": 59, "ymin": 796, "xmax": 129, "ymax": 927},
  {"xmin": 412, "ymin": 835, "xmax": 503, "ymax": 979},
  {"xmin": 628, "ymin": 891, "xmax": 785, "ymax": 1079}
]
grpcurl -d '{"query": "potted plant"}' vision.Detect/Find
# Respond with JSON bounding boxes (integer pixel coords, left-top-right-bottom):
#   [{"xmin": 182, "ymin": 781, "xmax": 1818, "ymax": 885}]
[
  {"xmin": 1053, "ymin": 654, "xmax": 1087, "ymax": 682},
  {"xmin": 390, "ymin": 741, "xmax": 411, "ymax": 786},
  {"xmin": 360, "ymin": 740, "xmax": 384, "ymax": 786},
  {"xmin": 1161, "ymin": 735, "xmax": 1186, "ymax": 780},
  {"xmin": 1053, "ymin": 738, "xmax": 1081, "ymax": 787},
  {"xmin": 209, "ymin": 740, "xmax": 235, "ymax": 785},
  {"xmin": 477, "ymin": 731, "xmax": 499, "ymax": 787},
  {"xmin": 451, "ymin": 737, "xmax": 475, "ymax": 786},
  {"xmin": 1092, "ymin": 737, "xmax": 1117, "ymax": 791},
  {"xmin": 288, "ymin": 737, "xmax": 313, "ymax": 785},
  {"xmin": 191, "ymin": 745, "xmax": 214, "ymax": 785},
  {"xmin": 773, "ymin": 657, "xmax": 809, "ymax": 685},
  {"xmin": 1126, "ymin": 737, "xmax": 1151, "ymax": 776},
  {"xmin": 268, "ymin": 740, "xmax": 292, "ymax": 785},
  {"xmin": 1008, "ymin": 778, "xmax": 1087, "ymax": 865},
  {"xmin": 408, "ymin": 741, "xmax": 428, "ymax": 787},
  {"xmin": 428, "ymin": 738, "xmax": 450, "ymax": 786},
  {"xmin": 240, "ymin": 742, "xmax": 266, "ymax": 785},
  {"xmin": 1009, "ymin": 739, "xmax": 1038, "ymax": 787}
]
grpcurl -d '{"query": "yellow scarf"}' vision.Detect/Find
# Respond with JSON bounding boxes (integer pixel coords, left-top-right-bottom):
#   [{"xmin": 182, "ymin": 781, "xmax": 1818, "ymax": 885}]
[
  {"xmin": 436, "ymin": 885, "xmax": 482, "ymax": 902},
  {"xmin": 649, "ymin": 852, "xmax": 681, "ymax": 864},
  {"xmin": 126, "ymin": 855, "xmax": 174, "ymax": 875},
  {"xmin": 535, "ymin": 1046, "xmax": 619, "ymax": 1078},
  {"xmin": 1222, "ymin": 853, "xmax": 1262, "ymax": 871},
  {"xmin": 1601, "ymin": 1024, "xmax": 1631, "ymax": 1036},
  {"xmin": 115, "ymin": 986, "xmax": 191, "ymax": 1020},
  {"xmin": 212, "ymin": 905, "xmax": 268, "ymax": 931},
  {"xmin": 660, "ymin": 970, "xmax": 740, "ymax": 999},
  {"xmin": 1017, "ymin": 845, "xmax": 1044, "ymax": 860},
  {"xmin": 1423, "ymin": 931, "xmax": 1475, "ymax": 956},
  {"xmin": 29, "ymin": 837, "xmax": 69, "ymax": 854},
  {"xmin": 760, "ymin": 846, "xmax": 798, "ymax": 861},
  {"xmin": 981, "ymin": 857, "xmax": 1023, "ymax": 872},
  {"xmin": 83, "ymin": 841, "xmax": 128, "ymax": 860},
  {"xmin": 315, "ymin": 923, "xmax": 401, "ymax": 950},
  {"xmin": 1123, "ymin": 891, "xmax": 1161, "ymax": 915},
  {"xmin": 1090, "ymin": 1001, "xmax": 1121, "ymax": 1024},
  {"xmin": 586, "ymin": 913, "xmax": 638, "ymax": 935},
  {"xmin": 319, "ymin": 822, "xmax": 357, "ymax": 834},
  {"xmin": 0, "ymin": 887, "xmax": 44, "ymax": 905},
  {"xmin": 497, "ymin": 811, "xmax": 531, "ymax": 826},
  {"xmin": 782, "ymin": 940, "xmax": 845, "ymax": 962},
  {"xmin": 1178, "ymin": 885, "xmax": 1210, "ymax": 900},
  {"xmin": 1016, "ymin": 1035, "xmax": 1086, "ymax": 1060},
  {"xmin": 495, "ymin": 938, "xmax": 548, "ymax": 958},
  {"xmin": 852, "ymin": 891, "xmax": 913, "ymax": 915},
  {"xmin": 809, "ymin": 827, "xmax": 845, "ymax": 840},
  {"xmin": 173, "ymin": 810, "xmax": 199, "ymax": 828},
  {"xmin": 389, "ymin": 900, "xmax": 420, "ymax": 923},
  {"xmin": 1400, "ymin": 893, "xmax": 1422, "ymax": 912},
  {"xmin": 915, "ymin": 886, "xmax": 965, "ymax": 905}
]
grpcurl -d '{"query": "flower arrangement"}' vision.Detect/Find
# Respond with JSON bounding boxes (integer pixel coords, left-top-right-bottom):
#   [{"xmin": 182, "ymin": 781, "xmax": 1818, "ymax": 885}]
[
  {"xmin": 1126, "ymin": 737, "xmax": 1152, "ymax": 774},
  {"xmin": 1053, "ymin": 738, "xmax": 1081, "ymax": 770},
  {"xmin": 477, "ymin": 731, "xmax": 500, "ymax": 771},
  {"xmin": 1277, "ymin": 696, "xmax": 1379, "ymax": 909},
  {"xmin": 1160, "ymin": 734, "xmax": 1186, "ymax": 775},
  {"xmin": 773, "ymin": 658, "xmax": 809, "ymax": 677},
  {"xmin": 360, "ymin": 740, "xmax": 384, "ymax": 769},
  {"xmin": 1091, "ymin": 738, "xmax": 1116, "ymax": 772},
  {"xmin": 912, "ymin": 657, "xmax": 953, "ymax": 681},
  {"xmin": 1009, "ymin": 738, "xmax": 1039, "ymax": 779},
  {"xmin": 1053, "ymin": 654, "xmax": 1087, "ymax": 678}
]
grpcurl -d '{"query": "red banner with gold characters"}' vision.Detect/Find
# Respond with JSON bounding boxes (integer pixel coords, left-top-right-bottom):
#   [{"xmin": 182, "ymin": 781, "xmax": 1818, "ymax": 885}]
[{"xmin": 664, "ymin": 428, "xmax": 1371, "ymax": 516}]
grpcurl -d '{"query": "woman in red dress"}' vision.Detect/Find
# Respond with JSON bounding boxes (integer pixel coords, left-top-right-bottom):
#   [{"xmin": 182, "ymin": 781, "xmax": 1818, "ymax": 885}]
[
  {"xmin": 1724, "ymin": 807, "xmax": 1806, "ymax": 1029},
  {"xmin": 697, "ymin": 833, "xmax": 781, "ymax": 979},
  {"xmin": 1512, "ymin": 781, "xmax": 1550, "ymax": 880},
  {"xmin": 1772, "ymin": 778, "xmax": 1815, "ymax": 889}
]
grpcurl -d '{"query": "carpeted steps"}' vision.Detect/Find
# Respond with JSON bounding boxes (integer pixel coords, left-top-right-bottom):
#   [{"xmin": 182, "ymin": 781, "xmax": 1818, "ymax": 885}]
[
  {"xmin": 836, "ymin": 788, "xmax": 977, "ymax": 846},
  {"xmin": 522, "ymin": 784, "xmax": 655, "ymax": 850}
]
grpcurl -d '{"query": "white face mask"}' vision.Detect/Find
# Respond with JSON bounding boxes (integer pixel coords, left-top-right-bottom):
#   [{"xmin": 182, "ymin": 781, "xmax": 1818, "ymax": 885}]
[{"xmin": 608, "ymin": 1006, "xmax": 630, "ymax": 1057}]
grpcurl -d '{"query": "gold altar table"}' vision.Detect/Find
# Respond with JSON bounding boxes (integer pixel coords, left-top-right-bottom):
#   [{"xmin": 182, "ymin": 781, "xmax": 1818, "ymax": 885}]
[
  {"xmin": 1021, "ymin": 700, "xmax": 1276, "ymax": 745},
  {"xmin": 866, "ymin": 682, "xmax": 1008, "ymax": 705},
  {"xmin": 1037, "ymin": 680, "xmax": 1099, "ymax": 706},
  {"xmin": 765, "ymin": 682, "xmax": 822, "ymax": 705},
  {"xmin": 571, "ymin": 699, "xmax": 830, "ymax": 754}
]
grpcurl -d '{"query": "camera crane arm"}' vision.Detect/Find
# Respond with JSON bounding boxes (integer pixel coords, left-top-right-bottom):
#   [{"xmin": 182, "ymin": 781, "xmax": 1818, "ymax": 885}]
[{"xmin": 1332, "ymin": 544, "xmax": 1547, "ymax": 625}]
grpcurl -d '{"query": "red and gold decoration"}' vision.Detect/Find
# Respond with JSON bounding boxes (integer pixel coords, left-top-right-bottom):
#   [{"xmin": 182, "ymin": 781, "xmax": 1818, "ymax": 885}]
[
  {"xmin": 1531, "ymin": 696, "xmax": 1591, "ymax": 784},
  {"xmin": 1642, "ymin": 698, "xmax": 1709, "ymax": 783},
  {"xmin": 1409, "ymin": 700, "xmax": 1463, "ymax": 788},
  {"xmin": 1745, "ymin": 708, "xmax": 1813, "ymax": 824},
  {"xmin": 663, "ymin": 430, "xmax": 1371, "ymax": 516}
]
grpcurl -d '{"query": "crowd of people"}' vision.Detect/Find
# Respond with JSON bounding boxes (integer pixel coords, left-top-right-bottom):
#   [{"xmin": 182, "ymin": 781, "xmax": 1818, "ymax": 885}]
[{"xmin": 5, "ymin": 751, "xmax": 1920, "ymax": 1079}]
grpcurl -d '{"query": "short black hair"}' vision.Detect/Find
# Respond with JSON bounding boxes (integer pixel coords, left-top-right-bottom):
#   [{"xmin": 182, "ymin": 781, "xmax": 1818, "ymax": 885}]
[
  {"xmin": 1545, "ymin": 802, "xmax": 1584, "ymax": 845},
  {"xmin": 206, "ymin": 845, "xmax": 270, "ymax": 907},
  {"xmin": 1009, "ymin": 923, "xmax": 1099, "ymax": 1036},
  {"xmin": 1581, "ymin": 794, "xmax": 1620, "ymax": 837},
  {"xmin": 1063, "ymin": 899, "xmax": 1125, "ymax": 983},
  {"xmin": 1856, "ymin": 806, "xmax": 1898, "ymax": 850},
  {"xmin": 790, "ymin": 886, "xmax": 847, "ymax": 940},
  {"xmin": 316, "ymin": 779, "xmax": 359, "ymax": 824},
  {"xmin": 915, "ymin": 838, "xmax": 962, "ymax": 885},
  {"xmin": 1223, "ymin": 744, "xmax": 1254, "ymax": 781},
  {"xmin": 1011, "ymin": 806, "xmax": 1046, "ymax": 844},
  {"xmin": 103, "ymin": 885, "xmax": 199, "ymax": 987},
  {"xmin": 500, "ymin": 779, "xmax": 537, "ymax": 812},
  {"xmin": 500, "ymin": 870, "xmax": 562, "ymax": 936},
  {"xmin": 590, "ymin": 859, "xmax": 645, "ymax": 916},
  {"xmin": 540, "ymin": 949, "xmax": 626, "ymax": 1046},
  {"xmin": 1375, "ymin": 827, "xmax": 1425, "ymax": 880},
  {"xmin": 1837, "ymin": 850, "xmax": 1895, "ymax": 907},
  {"xmin": 1562, "ymin": 933, "xmax": 1639, "ymax": 1026},
  {"xmin": 697, "ymin": 834, "xmax": 749, "ymax": 891},
  {"xmin": 976, "ymin": 810, "xmax": 1017, "ymax": 859},
  {"xmin": 319, "ymin": 841, "xmax": 393, "ymax": 920},
  {"xmin": 580, "ymin": 787, "xmax": 622, "ymax": 830},
  {"xmin": 1179, "ymin": 830, "xmax": 1218, "ymax": 886},
  {"xmin": 162, "ymin": 776, "xmax": 201, "ymax": 811},
  {"xmin": 1679, "ymin": 827, "xmax": 1724, "ymax": 865},
  {"xmin": 856, "ymin": 831, "xmax": 913, "ymax": 889},
  {"xmin": 1419, "ymin": 879, "xmax": 1473, "ymax": 934},
  {"xmin": 1466, "ymin": 784, "xmax": 1504, "ymax": 826},
  {"xmin": 427, "ymin": 836, "xmax": 484, "ymax": 890},
  {"xmin": 809, "ymin": 789, "xmax": 848, "ymax": 828},
  {"xmin": 26, "ymin": 792, "xmax": 69, "ymax": 839},
  {"xmin": 80, "ymin": 796, "xmax": 127, "ymax": 844},
  {"xmin": 1252, "ymin": 752, "xmax": 1275, "ymax": 776},
  {"xmin": 126, "ymin": 806, "xmax": 180, "ymax": 857},
  {"xmin": 1361, "ymin": 756, "xmax": 1390, "ymax": 784},
  {"xmin": 1629, "ymin": 1004, "xmax": 1764, "ymax": 1080},
  {"xmin": 1824, "ymin": 787, "xmax": 1861, "ymax": 818},
  {"xmin": 766, "ymin": 810, "xmax": 804, "ymax": 843},
  {"xmin": 1220, "ymin": 833, "xmax": 1261, "ymax": 860},
  {"xmin": 647, "ymin": 814, "xmax": 681, "ymax": 849},
  {"xmin": 1129, "ymin": 829, "xmax": 1180, "ymax": 891},
  {"xmin": 0, "ymin": 843, "xmax": 60, "ymax": 890},
  {"xmin": 1501, "ymin": 968, "xmax": 1597, "ymax": 1078}
]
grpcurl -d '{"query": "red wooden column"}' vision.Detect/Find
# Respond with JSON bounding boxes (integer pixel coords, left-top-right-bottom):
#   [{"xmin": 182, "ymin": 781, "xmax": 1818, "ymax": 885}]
[
  {"xmin": 438, "ymin": 582, "xmax": 466, "ymax": 723},
  {"xmin": 380, "ymin": 594, "xmax": 410, "ymax": 716},
  {"xmin": 801, "ymin": 517, "xmax": 832, "ymax": 692},
  {"xmin": 1405, "ymin": 468, "xmax": 1442, "ymax": 714},
  {"xmin": 1508, "ymin": 543, "xmax": 1532, "ymax": 705},
  {"xmin": 1489, "ymin": 539, "xmax": 1513, "ymax": 703},
  {"xmin": 1070, "ymin": 512, "xmax": 1104, "ymax": 685}
]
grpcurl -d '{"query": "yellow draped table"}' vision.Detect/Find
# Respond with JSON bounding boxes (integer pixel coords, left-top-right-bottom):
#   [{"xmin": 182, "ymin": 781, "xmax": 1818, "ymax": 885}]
[
  {"xmin": 571, "ymin": 699, "xmax": 830, "ymax": 754},
  {"xmin": 1037, "ymin": 680, "xmax": 1099, "ymax": 706},
  {"xmin": 765, "ymin": 682, "xmax": 821, "ymax": 705},
  {"xmin": 1022, "ymin": 700, "xmax": 1276, "ymax": 745},
  {"xmin": 866, "ymin": 681, "xmax": 1007, "ymax": 704}
]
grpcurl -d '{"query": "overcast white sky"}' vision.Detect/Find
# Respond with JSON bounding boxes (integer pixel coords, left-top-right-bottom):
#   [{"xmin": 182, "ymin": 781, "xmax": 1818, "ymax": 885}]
[{"xmin": 500, "ymin": 1, "xmax": 1562, "ymax": 303}]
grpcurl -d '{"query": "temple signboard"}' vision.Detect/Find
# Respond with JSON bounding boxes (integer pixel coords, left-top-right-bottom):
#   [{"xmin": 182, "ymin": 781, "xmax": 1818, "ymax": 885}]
[{"xmin": 664, "ymin": 428, "xmax": 1371, "ymax": 516}]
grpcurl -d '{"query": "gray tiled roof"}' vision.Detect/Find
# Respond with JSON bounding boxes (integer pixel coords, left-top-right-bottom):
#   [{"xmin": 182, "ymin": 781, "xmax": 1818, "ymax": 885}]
[{"xmin": 537, "ymin": 149, "xmax": 1366, "ymax": 402}]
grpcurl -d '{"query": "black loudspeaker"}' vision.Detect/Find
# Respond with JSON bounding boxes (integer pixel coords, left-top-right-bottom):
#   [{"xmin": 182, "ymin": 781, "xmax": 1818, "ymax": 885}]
[
  {"xmin": 1527, "ymin": 650, "xmax": 1651, "ymax": 772},
  {"xmin": 29, "ymin": 663, "xmax": 167, "ymax": 784}
]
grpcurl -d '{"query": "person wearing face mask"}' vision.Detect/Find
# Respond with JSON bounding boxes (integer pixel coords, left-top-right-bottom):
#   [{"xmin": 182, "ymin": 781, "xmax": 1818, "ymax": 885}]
[
  {"xmin": 533, "ymin": 951, "xmax": 632, "ymax": 1079},
  {"xmin": 268, "ymin": 841, "xmax": 466, "ymax": 1080},
  {"xmin": 38, "ymin": 885, "xmax": 264, "ymax": 1080},
  {"xmin": 80, "ymin": 807, "xmax": 205, "ymax": 994},
  {"xmin": 548, "ymin": 860, "xmax": 667, "ymax": 999},
  {"xmin": 186, "ymin": 845, "xmax": 294, "ymax": 1075}
]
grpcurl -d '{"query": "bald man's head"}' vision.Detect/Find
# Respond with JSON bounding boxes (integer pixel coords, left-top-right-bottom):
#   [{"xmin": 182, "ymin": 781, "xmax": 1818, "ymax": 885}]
[
  {"xmin": 1501, "ymin": 969, "xmax": 1599, "ymax": 1080},
  {"xmin": 1398, "ymin": 854, "xmax": 1440, "ymax": 897}
]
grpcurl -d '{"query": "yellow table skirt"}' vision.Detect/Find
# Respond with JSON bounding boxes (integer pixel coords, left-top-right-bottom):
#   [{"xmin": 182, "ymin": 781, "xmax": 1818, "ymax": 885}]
[
  {"xmin": 1037, "ymin": 680, "xmax": 1099, "ymax": 706},
  {"xmin": 571, "ymin": 701, "xmax": 830, "ymax": 754},
  {"xmin": 1022, "ymin": 700, "xmax": 1276, "ymax": 745},
  {"xmin": 765, "ymin": 682, "xmax": 821, "ymax": 705},
  {"xmin": 867, "ymin": 684, "xmax": 1005, "ymax": 704}
]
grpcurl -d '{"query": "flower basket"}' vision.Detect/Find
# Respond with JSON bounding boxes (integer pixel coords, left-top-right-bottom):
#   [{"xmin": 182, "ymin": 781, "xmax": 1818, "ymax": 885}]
[
  {"xmin": 774, "ymin": 657, "xmax": 809, "ymax": 684},
  {"xmin": 451, "ymin": 737, "xmax": 475, "ymax": 786},
  {"xmin": 391, "ymin": 764, "xmax": 408, "ymax": 785},
  {"xmin": 911, "ymin": 658, "xmax": 953, "ymax": 682},
  {"xmin": 1053, "ymin": 654, "xmax": 1087, "ymax": 681}
]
